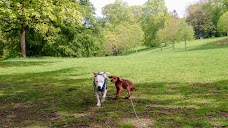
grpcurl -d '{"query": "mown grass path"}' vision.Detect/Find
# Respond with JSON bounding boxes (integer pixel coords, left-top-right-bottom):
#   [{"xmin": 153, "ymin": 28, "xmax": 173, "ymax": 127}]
[{"xmin": 0, "ymin": 37, "xmax": 228, "ymax": 127}]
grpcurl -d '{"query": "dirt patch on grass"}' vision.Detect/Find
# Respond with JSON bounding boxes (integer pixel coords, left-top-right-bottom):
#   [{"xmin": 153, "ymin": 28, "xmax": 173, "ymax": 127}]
[
  {"xmin": 0, "ymin": 102, "xmax": 58, "ymax": 127},
  {"xmin": 217, "ymin": 111, "xmax": 228, "ymax": 117},
  {"xmin": 120, "ymin": 118, "xmax": 155, "ymax": 128},
  {"xmin": 216, "ymin": 39, "xmax": 228, "ymax": 45}
]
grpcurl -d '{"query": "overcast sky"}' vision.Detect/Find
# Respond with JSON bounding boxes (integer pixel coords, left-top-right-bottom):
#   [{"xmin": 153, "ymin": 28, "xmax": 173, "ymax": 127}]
[{"xmin": 90, "ymin": 0, "xmax": 198, "ymax": 18}]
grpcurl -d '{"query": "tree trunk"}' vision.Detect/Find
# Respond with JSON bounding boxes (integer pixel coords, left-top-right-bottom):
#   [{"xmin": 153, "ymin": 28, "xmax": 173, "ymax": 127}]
[
  {"xmin": 172, "ymin": 42, "xmax": 175, "ymax": 49},
  {"xmin": 20, "ymin": 24, "xmax": 26, "ymax": 58},
  {"xmin": 185, "ymin": 40, "xmax": 187, "ymax": 49},
  {"xmin": 160, "ymin": 42, "xmax": 163, "ymax": 51}
]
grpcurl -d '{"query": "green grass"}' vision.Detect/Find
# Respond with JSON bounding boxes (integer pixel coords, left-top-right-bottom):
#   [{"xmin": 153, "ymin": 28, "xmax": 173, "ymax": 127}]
[{"xmin": 0, "ymin": 37, "xmax": 228, "ymax": 127}]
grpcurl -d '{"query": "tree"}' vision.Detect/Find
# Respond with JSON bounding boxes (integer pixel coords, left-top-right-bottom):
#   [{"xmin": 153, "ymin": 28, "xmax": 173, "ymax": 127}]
[
  {"xmin": 129, "ymin": 5, "xmax": 143, "ymax": 23},
  {"xmin": 141, "ymin": 0, "xmax": 168, "ymax": 47},
  {"xmin": 47, "ymin": 0, "xmax": 104, "ymax": 57},
  {"xmin": 103, "ymin": 23, "xmax": 144, "ymax": 55},
  {"xmin": 128, "ymin": 23, "xmax": 144, "ymax": 54},
  {"xmin": 156, "ymin": 16, "xmax": 194, "ymax": 49},
  {"xmin": 156, "ymin": 25, "xmax": 168, "ymax": 51},
  {"xmin": 186, "ymin": 2, "xmax": 215, "ymax": 38},
  {"xmin": 101, "ymin": 1, "xmax": 144, "ymax": 55},
  {"xmin": 178, "ymin": 19, "xmax": 195, "ymax": 49},
  {"xmin": 102, "ymin": 0, "xmax": 133, "ymax": 27},
  {"xmin": 204, "ymin": 0, "xmax": 228, "ymax": 36},
  {"xmin": 156, "ymin": 14, "xmax": 181, "ymax": 49},
  {"xmin": 0, "ymin": 26, "xmax": 4, "ymax": 57},
  {"xmin": 0, "ymin": 0, "xmax": 82, "ymax": 57},
  {"xmin": 163, "ymin": 16, "xmax": 181, "ymax": 49},
  {"xmin": 217, "ymin": 11, "xmax": 228, "ymax": 36}
]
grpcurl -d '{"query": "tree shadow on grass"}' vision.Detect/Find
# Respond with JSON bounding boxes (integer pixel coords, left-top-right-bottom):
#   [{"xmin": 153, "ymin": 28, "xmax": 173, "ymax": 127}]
[
  {"xmin": 119, "ymin": 47, "xmax": 156, "ymax": 56},
  {"xmin": 0, "ymin": 67, "xmax": 96, "ymax": 127},
  {"xmin": 131, "ymin": 80, "xmax": 228, "ymax": 127},
  {"xmin": 0, "ymin": 60, "xmax": 57, "ymax": 68},
  {"xmin": 0, "ymin": 69, "xmax": 227, "ymax": 127},
  {"xmin": 179, "ymin": 38, "xmax": 228, "ymax": 52}
]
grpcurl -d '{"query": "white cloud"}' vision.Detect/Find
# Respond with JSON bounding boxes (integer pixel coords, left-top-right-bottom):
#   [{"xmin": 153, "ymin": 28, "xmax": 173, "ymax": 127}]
[{"xmin": 165, "ymin": 0, "xmax": 198, "ymax": 17}]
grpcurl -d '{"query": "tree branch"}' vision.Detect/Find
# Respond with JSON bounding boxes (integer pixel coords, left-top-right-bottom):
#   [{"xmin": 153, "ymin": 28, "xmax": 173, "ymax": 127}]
[{"xmin": 4, "ymin": 28, "xmax": 18, "ymax": 33}]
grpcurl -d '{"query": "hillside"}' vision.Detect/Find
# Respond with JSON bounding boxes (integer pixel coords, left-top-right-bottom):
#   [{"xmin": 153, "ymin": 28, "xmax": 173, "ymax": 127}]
[{"xmin": 0, "ymin": 37, "xmax": 227, "ymax": 127}]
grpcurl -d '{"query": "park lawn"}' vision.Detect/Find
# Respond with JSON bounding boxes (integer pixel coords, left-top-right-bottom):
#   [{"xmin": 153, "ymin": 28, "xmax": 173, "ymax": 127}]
[{"xmin": 0, "ymin": 37, "xmax": 227, "ymax": 127}]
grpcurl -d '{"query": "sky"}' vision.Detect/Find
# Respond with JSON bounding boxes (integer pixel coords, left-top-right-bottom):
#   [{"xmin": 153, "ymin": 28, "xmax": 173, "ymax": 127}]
[{"xmin": 90, "ymin": 0, "xmax": 198, "ymax": 18}]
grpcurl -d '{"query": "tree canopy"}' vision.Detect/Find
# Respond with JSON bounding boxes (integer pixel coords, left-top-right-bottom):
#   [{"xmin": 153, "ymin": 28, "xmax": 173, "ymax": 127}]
[
  {"xmin": 141, "ymin": 0, "xmax": 168, "ymax": 47},
  {"xmin": 0, "ymin": 0, "xmax": 227, "ymax": 58},
  {"xmin": 0, "ymin": 0, "xmax": 83, "ymax": 57},
  {"xmin": 156, "ymin": 15, "xmax": 194, "ymax": 49},
  {"xmin": 217, "ymin": 11, "xmax": 228, "ymax": 35},
  {"xmin": 101, "ymin": 1, "xmax": 144, "ymax": 55}
]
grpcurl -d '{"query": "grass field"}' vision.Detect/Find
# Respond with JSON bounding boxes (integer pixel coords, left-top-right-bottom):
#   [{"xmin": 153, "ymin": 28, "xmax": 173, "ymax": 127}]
[{"xmin": 0, "ymin": 37, "xmax": 228, "ymax": 128}]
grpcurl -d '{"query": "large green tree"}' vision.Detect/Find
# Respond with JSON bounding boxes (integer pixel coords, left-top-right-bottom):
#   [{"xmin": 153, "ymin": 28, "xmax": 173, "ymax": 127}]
[
  {"xmin": 217, "ymin": 11, "xmax": 228, "ymax": 36},
  {"xmin": 0, "ymin": 0, "xmax": 82, "ymax": 57},
  {"xmin": 101, "ymin": 0, "xmax": 144, "ymax": 55},
  {"xmin": 204, "ymin": 0, "xmax": 228, "ymax": 36},
  {"xmin": 141, "ymin": 0, "xmax": 168, "ymax": 47},
  {"xmin": 156, "ymin": 16, "xmax": 180, "ymax": 49},
  {"xmin": 178, "ymin": 19, "xmax": 195, "ymax": 49},
  {"xmin": 47, "ymin": 0, "xmax": 103, "ymax": 57},
  {"xmin": 186, "ymin": 3, "xmax": 215, "ymax": 39},
  {"xmin": 0, "ymin": 25, "xmax": 4, "ymax": 57},
  {"xmin": 102, "ymin": 0, "xmax": 133, "ymax": 27},
  {"xmin": 103, "ymin": 23, "xmax": 144, "ymax": 55},
  {"xmin": 129, "ymin": 5, "xmax": 143, "ymax": 23},
  {"xmin": 156, "ymin": 16, "xmax": 194, "ymax": 49}
]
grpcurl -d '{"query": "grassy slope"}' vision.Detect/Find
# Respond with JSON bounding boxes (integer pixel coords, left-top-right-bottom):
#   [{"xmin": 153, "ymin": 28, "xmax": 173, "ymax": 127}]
[{"xmin": 0, "ymin": 37, "xmax": 227, "ymax": 127}]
